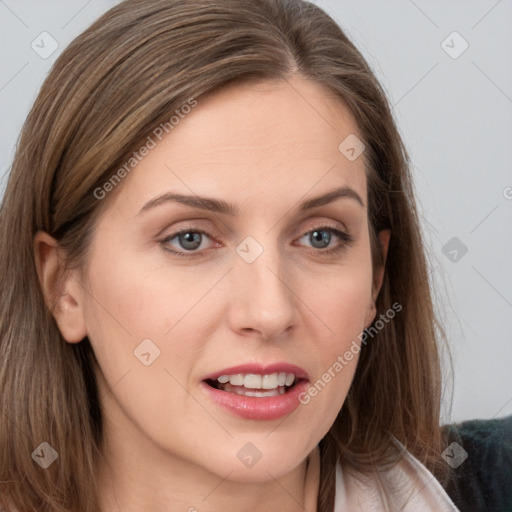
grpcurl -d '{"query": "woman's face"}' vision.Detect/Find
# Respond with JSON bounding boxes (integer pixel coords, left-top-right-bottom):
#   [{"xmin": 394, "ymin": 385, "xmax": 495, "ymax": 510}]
[{"xmin": 63, "ymin": 75, "xmax": 386, "ymax": 482}]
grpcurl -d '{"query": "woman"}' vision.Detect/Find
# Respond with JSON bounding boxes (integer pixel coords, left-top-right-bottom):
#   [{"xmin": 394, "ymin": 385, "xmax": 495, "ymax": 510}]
[{"xmin": 0, "ymin": 0, "xmax": 489, "ymax": 510}]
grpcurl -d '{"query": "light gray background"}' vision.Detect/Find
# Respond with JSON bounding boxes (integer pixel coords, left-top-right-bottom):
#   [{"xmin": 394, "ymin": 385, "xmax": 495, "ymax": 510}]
[{"xmin": 1, "ymin": 0, "xmax": 511, "ymax": 424}]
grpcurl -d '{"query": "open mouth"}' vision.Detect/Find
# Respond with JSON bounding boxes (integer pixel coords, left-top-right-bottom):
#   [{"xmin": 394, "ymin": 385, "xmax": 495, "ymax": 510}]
[{"xmin": 204, "ymin": 372, "xmax": 302, "ymax": 398}]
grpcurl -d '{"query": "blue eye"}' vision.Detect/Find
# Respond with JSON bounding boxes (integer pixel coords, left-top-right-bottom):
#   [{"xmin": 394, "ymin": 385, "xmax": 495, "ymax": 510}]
[
  {"xmin": 161, "ymin": 229, "xmax": 216, "ymax": 256},
  {"xmin": 173, "ymin": 232, "xmax": 202, "ymax": 251},
  {"xmin": 297, "ymin": 226, "xmax": 353, "ymax": 254},
  {"xmin": 160, "ymin": 225, "xmax": 353, "ymax": 258}
]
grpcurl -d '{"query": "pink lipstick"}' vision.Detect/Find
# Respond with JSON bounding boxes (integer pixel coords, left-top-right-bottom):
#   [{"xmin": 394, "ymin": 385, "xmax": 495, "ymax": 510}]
[{"xmin": 201, "ymin": 363, "xmax": 309, "ymax": 420}]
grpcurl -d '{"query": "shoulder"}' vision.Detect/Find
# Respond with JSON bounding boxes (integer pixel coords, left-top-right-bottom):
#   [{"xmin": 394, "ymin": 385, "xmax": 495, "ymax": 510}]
[
  {"xmin": 441, "ymin": 415, "xmax": 512, "ymax": 512},
  {"xmin": 334, "ymin": 444, "xmax": 459, "ymax": 511}
]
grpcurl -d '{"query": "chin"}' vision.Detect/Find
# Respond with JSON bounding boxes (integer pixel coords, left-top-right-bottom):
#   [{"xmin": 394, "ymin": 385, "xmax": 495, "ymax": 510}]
[{"xmin": 203, "ymin": 439, "xmax": 313, "ymax": 483}]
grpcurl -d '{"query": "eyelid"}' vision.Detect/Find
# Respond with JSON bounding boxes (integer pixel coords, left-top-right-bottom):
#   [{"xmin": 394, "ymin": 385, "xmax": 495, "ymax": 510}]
[
  {"xmin": 159, "ymin": 219, "xmax": 353, "ymax": 257},
  {"xmin": 297, "ymin": 217, "xmax": 349, "ymax": 236},
  {"xmin": 159, "ymin": 225, "xmax": 220, "ymax": 258},
  {"xmin": 295, "ymin": 224, "xmax": 353, "ymax": 253}
]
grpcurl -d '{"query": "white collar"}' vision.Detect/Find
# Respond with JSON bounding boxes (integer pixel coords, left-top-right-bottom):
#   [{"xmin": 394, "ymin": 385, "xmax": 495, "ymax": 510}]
[{"xmin": 333, "ymin": 440, "xmax": 460, "ymax": 511}]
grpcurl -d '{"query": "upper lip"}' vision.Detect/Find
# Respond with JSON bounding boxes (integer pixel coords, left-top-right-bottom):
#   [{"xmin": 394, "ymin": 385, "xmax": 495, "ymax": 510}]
[{"xmin": 202, "ymin": 363, "xmax": 309, "ymax": 381}]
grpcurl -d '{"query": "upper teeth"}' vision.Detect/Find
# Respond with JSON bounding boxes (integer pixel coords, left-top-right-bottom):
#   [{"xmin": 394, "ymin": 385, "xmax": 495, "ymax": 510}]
[{"xmin": 216, "ymin": 372, "xmax": 296, "ymax": 389}]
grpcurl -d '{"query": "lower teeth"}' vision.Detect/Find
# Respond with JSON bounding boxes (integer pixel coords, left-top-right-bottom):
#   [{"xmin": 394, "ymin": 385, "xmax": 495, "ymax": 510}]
[{"xmin": 219, "ymin": 382, "xmax": 287, "ymax": 397}]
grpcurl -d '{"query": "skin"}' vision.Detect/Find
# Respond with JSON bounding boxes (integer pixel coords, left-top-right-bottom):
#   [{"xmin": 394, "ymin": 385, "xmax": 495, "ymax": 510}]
[{"xmin": 35, "ymin": 74, "xmax": 390, "ymax": 511}]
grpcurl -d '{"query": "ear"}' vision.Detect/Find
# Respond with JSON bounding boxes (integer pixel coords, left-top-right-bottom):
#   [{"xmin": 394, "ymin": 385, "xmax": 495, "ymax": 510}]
[
  {"xmin": 363, "ymin": 229, "xmax": 391, "ymax": 327},
  {"xmin": 33, "ymin": 231, "xmax": 87, "ymax": 343}
]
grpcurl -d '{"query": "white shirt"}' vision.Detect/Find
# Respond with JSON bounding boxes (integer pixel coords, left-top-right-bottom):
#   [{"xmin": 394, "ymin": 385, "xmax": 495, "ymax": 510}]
[{"xmin": 333, "ymin": 440, "xmax": 461, "ymax": 511}]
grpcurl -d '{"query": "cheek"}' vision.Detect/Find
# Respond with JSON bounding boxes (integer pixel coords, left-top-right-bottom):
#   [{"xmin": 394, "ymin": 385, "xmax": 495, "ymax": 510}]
[
  {"xmin": 82, "ymin": 245, "xmax": 217, "ymax": 344},
  {"xmin": 306, "ymin": 255, "xmax": 374, "ymax": 347},
  {"xmin": 297, "ymin": 325, "xmax": 363, "ymax": 444},
  {"xmin": 312, "ymin": 277, "xmax": 372, "ymax": 327},
  {"xmin": 79, "ymin": 253, "xmax": 188, "ymax": 393},
  {"xmin": 296, "ymin": 263, "xmax": 373, "ymax": 434},
  {"xmin": 81, "ymin": 255, "xmax": 218, "ymax": 453}
]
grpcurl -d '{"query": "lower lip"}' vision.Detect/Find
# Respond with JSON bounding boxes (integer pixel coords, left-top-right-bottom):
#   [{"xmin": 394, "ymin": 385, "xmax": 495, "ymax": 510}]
[{"xmin": 200, "ymin": 380, "xmax": 309, "ymax": 420}]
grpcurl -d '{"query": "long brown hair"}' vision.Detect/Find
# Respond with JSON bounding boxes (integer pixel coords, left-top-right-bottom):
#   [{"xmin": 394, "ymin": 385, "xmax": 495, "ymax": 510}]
[{"xmin": 0, "ymin": 0, "xmax": 451, "ymax": 510}]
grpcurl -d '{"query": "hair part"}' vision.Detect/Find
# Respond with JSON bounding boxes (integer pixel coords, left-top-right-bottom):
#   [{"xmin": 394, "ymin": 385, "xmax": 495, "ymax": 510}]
[{"xmin": 0, "ymin": 0, "xmax": 451, "ymax": 510}]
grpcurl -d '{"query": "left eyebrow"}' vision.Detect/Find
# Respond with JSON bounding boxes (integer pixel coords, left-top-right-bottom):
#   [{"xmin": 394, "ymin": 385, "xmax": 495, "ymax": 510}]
[
  {"xmin": 299, "ymin": 186, "xmax": 365, "ymax": 210},
  {"xmin": 137, "ymin": 185, "xmax": 365, "ymax": 217}
]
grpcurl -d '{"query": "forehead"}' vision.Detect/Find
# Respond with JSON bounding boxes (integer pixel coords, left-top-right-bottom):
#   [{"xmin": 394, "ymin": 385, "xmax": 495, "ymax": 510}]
[{"xmin": 108, "ymin": 75, "xmax": 367, "ymax": 215}]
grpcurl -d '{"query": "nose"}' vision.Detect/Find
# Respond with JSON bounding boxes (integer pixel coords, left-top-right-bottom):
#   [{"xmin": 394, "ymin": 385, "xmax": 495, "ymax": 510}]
[{"xmin": 227, "ymin": 239, "xmax": 297, "ymax": 341}]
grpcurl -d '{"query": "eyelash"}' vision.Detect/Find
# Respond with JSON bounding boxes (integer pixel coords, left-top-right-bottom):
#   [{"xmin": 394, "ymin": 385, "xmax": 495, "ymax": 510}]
[{"xmin": 160, "ymin": 225, "xmax": 353, "ymax": 258}]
